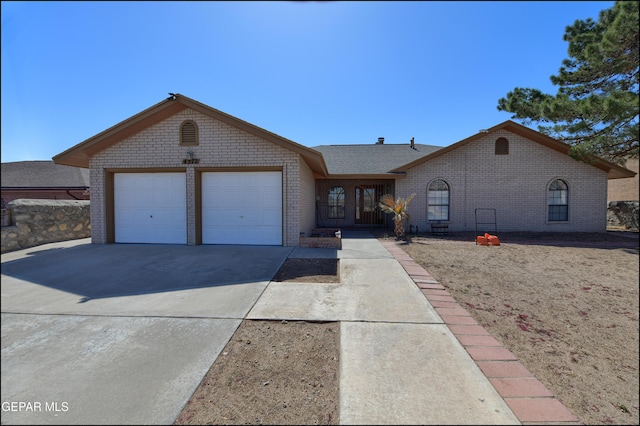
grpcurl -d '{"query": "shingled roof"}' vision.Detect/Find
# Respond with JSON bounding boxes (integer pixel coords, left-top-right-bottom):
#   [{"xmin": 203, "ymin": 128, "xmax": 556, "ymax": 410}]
[
  {"xmin": 312, "ymin": 143, "xmax": 442, "ymax": 176},
  {"xmin": 1, "ymin": 161, "xmax": 90, "ymax": 188}
]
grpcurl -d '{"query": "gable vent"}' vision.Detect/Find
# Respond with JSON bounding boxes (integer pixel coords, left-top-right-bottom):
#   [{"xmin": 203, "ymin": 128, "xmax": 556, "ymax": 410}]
[
  {"xmin": 495, "ymin": 137, "xmax": 509, "ymax": 155},
  {"xmin": 180, "ymin": 120, "xmax": 198, "ymax": 146}
]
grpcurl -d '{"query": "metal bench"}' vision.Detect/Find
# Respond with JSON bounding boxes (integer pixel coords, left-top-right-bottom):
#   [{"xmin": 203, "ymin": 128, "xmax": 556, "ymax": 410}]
[{"xmin": 429, "ymin": 221, "xmax": 449, "ymax": 236}]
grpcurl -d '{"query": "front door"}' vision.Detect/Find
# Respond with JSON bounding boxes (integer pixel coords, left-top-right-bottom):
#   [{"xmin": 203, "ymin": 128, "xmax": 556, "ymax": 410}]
[{"xmin": 355, "ymin": 185, "xmax": 384, "ymax": 225}]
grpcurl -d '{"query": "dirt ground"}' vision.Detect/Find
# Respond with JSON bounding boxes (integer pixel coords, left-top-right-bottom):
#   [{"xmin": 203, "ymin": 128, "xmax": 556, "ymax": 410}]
[
  {"xmin": 175, "ymin": 231, "xmax": 638, "ymax": 425},
  {"xmin": 395, "ymin": 231, "xmax": 639, "ymax": 426},
  {"xmin": 174, "ymin": 320, "xmax": 340, "ymax": 425},
  {"xmin": 272, "ymin": 258, "xmax": 340, "ymax": 283},
  {"xmin": 174, "ymin": 258, "xmax": 341, "ymax": 426}
]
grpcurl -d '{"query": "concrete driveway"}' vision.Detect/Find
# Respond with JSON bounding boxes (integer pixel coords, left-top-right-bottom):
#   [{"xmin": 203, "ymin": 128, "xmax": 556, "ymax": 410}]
[{"xmin": 1, "ymin": 239, "xmax": 292, "ymax": 425}]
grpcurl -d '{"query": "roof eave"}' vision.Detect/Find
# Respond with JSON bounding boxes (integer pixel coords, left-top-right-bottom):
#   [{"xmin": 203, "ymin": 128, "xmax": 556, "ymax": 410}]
[
  {"xmin": 503, "ymin": 122, "xmax": 638, "ymax": 179},
  {"xmin": 52, "ymin": 94, "xmax": 329, "ymax": 176},
  {"xmin": 390, "ymin": 120, "xmax": 638, "ymax": 180},
  {"xmin": 53, "ymin": 98, "xmax": 188, "ymax": 168},
  {"xmin": 318, "ymin": 173, "xmax": 406, "ymax": 180},
  {"xmin": 606, "ymin": 165, "xmax": 637, "ymax": 179}
]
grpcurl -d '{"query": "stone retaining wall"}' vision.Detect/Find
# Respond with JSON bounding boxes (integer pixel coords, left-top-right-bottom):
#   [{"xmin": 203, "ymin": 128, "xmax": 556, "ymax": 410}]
[
  {"xmin": 1, "ymin": 199, "xmax": 91, "ymax": 254},
  {"xmin": 607, "ymin": 201, "xmax": 639, "ymax": 230}
]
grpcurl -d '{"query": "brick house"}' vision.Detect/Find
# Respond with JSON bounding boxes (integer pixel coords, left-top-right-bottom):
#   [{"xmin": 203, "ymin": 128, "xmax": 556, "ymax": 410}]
[
  {"xmin": 52, "ymin": 94, "xmax": 635, "ymax": 246},
  {"xmin": 1, "ymin": 161, "xmax": 90, "ymax": 205},
  {"xmin": 607, "ymin": 158, "xmax": 639, "ymax": 202}
]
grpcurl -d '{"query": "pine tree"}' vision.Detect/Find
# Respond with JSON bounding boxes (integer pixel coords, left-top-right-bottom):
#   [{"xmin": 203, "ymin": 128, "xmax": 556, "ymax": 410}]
[{"xmin": 497, "ymin": 1, "xmax": 638, "ymax": 163}]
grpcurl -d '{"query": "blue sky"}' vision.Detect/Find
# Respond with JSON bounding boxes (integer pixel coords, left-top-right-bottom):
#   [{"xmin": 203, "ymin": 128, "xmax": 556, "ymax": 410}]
[{"xmin": 1, "ymin": 1, "xmax": 614, "ymax": 163}]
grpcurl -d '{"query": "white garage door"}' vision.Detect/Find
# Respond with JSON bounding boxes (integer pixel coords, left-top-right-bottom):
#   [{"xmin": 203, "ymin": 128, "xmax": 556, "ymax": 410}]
[
  {"xmin": 202, "ymin": 171, "xmax": 282, "ymax": 245},
  {"xmin": 114, "ymin": 173, "xmax": 187, "ymax": 244}
]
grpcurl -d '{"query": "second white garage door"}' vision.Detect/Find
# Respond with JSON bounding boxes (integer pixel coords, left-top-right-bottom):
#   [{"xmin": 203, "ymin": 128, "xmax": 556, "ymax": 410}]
[{"xmin": 202, "ymin": 171, "xmax": 282, "ymax": 245}]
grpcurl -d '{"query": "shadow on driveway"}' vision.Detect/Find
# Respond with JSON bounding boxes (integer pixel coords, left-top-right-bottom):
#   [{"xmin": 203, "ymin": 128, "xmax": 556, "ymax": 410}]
[{"xmin": 1, "ymin": 242, "xmax": 293, "ymax": 302}]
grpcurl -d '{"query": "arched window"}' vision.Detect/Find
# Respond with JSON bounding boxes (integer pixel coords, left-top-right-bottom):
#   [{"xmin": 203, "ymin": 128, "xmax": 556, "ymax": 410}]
[
  {"xmin": 180, "ymin": 120, "xmax": 198, "ymax": 146},
  {"xmin": 327, "ymin": 186, "xmax": 345, "ymax": 219},
  {"xmin": 427, "ymin": 179, "xmax": 449, "ymax": 221},
  {"xmin": 495, "ymin": 137, "xmax": 509, "ymax": 155},
  {"xmin": 548, "ymin": 179, "xmax": 568, "ymax": 221}
]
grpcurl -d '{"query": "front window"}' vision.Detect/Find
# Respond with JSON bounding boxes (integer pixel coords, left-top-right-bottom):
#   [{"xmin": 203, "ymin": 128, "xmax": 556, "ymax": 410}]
[
  {"xmin": 548, "ymin": 179, "xmax": 568, "ymax": 221},
  {"xmin": 327, "ymin": 186, "xmax": 345, "ymax": 219},
  {"xmin": 428, "ymin": 179, "xmax": 449, "ymax": 221}
]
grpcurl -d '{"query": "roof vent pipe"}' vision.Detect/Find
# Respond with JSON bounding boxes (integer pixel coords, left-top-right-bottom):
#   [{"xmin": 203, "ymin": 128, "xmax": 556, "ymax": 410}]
[
  {"xmin": 377, "ymin": 137, "xmax": 384, "ymax": 144},
  {"xmin": 410, "ymin": 137, "xmax": 415, "ymax": 149}
]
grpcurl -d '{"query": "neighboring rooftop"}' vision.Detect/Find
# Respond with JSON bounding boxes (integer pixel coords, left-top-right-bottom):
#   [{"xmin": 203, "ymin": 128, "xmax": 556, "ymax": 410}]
[
  {"xmin": 1, "ymin": 161, "xmax": 90, "ymax": 188},
  {"xmin": 312, "ymin": 143, "xmax": 443, "ymax": 175}
]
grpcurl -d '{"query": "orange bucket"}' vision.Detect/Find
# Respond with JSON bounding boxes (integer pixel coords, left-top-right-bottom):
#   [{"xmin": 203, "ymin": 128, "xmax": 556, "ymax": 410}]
[{"xmin": 488, "ymin": 235, "xmax": 501, "ymax": 246}]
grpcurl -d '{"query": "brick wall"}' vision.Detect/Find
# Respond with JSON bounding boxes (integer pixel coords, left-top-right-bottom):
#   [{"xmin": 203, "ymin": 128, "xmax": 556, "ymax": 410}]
[
  {"xmin": 608, "ymin": 158, "xmax": 639, "ymax": 202},
  {"xmin": 299, "ymin": 158, "xmax": 317, "ymax": 237},
  {"xmin": 1, "ymin": 199, "xmax": 91, "ymax": 253},
  {"xmin": 396, "ymin": 130, "xmax": 608, "ymax": 233},
  {"xmin": 89, "ymin": 108, "xmax": 304, "ymax": 246}
]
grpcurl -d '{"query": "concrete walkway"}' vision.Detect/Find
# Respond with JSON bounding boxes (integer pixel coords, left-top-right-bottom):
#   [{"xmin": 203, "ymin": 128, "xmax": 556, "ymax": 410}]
[
  {"xmin": 251, "ymin": 230, "xmax": 579, "ymax": 425},
  {"xmin": 250, "ymin": 231, "xmax": 525, "ymax": 425},
  {"xmin": 379, "ymin": 237, "xmax": 580, "ymax": 425}
]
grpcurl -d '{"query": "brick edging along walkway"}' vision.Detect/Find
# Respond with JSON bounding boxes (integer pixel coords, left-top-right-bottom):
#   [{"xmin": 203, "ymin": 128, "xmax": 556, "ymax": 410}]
[{"xmin": 381, "ymin": 241, "xmax": 582, "ymax": 426}]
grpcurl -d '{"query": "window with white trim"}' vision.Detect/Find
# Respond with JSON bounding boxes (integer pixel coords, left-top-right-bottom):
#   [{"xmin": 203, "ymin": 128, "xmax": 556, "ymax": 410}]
[
  {"xmin": 548, "ymin": 179, "xmax": 568, "ymax": 221},
  {"xmin": 427, "ymin": 179, "xmax": 449, "ymax": 221}
]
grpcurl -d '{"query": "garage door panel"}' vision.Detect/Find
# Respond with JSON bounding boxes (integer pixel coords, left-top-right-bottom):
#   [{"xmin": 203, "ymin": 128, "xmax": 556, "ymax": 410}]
[
  {"xmin": 115, "ymin": 173, "xmax": 186, "ymax": 244},
  {"xmin": 247, "ymin": 194, "xmax": 262, "ymax": 206},
  {"xmin": 203, "ymin": 226, "xmax": 237, "ymax": 244},
  {"xmin": 255, "ymin": 227, "xmax": 281, "ymax": 243},
  {"xmin": 202, "ymin": 206, "xmax": 237, "ymax": 219},
  {"xmin": 115, "ymin": 226, "xmax": 142, "ymax": 243},
  {"xmin": 202, "ymin": 189, "xmax": 239, "ymax": 205},
  {"xmin": 210, "ymin": 213, "xmax": 244, "ymax": 227},
  {"xmin": 201, "ymin": 208, "xmax": 219, "ymax": 223},
  {"xmin": 151, "ymin": 208, "xmax": 186, "ymax": 224},
  {"xmin": 202, "ymin": 171, "xmax": 282, "ymax": 245},
  {"xmin": 117, "ymin": 226, "xmax": 166, "ymax": 244},
  {"xmin": 262, "ymin": 209, "xmax": 281, "ymax": 223},
  {"xmin": 242, "ymin": 210, "xmax": 264, "ymax": 224},
  {"xmin": 202, "ymin": 225, "xmax": 281, "ymax": 246},
  {"xmin": 259, "ymin": 173, "xmax": 280, "ymax": 185},
  {"xmin": 116, "ymin": 189, "xmax": 152, "ymax": 207},
  {"xmin": 260, "ymin": 196, "xmax": 281, "ymax": 209},
  {"xmin": 152, "ymin": 190, "xmax": 181, "ymax": 206},
  {"xmin": 117, "ymin": 209, "xmax": 149, "ymax": 226}
]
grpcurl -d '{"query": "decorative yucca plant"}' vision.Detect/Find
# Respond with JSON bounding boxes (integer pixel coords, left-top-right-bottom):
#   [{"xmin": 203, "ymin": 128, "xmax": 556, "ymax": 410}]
[{"xmin": 378, "ymin": 193, "xmax": 416, "ymax": 239}]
